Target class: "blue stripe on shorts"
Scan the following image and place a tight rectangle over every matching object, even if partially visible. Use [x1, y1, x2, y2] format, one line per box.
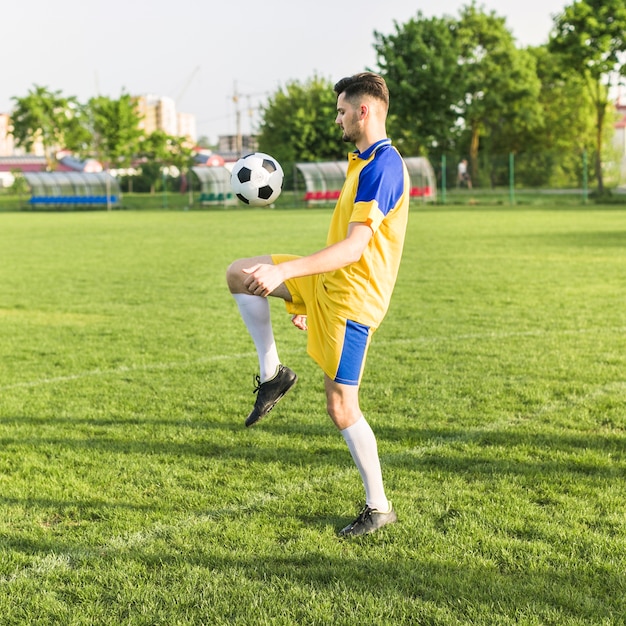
[335, 319, 370, 385]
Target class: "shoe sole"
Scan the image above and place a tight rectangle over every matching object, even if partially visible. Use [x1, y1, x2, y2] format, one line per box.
[245, 374, 297, 427]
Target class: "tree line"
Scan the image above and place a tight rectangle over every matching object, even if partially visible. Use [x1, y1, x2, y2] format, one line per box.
[7, 0, 626, 194]
[258, 0, 626, 194]
[10, 88, 194, 193]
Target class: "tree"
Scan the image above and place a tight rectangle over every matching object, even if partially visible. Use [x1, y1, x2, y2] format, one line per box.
[372, 4, 543, 185]
[455, 3, 543, 185]
[373, 12, 465, 158]
[136, 130, 194, 194]
[549, 0, 626, 194]
[87, 93, 143, 169]
[257, 75, 344, 175]
[522, 45, 596, 187]
[11, 85, 87, 170]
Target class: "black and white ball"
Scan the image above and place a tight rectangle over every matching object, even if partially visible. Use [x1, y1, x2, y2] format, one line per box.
[230, 152, 284, 206]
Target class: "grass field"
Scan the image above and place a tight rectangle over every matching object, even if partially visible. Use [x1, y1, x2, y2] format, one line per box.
[0, 203, 625, 625]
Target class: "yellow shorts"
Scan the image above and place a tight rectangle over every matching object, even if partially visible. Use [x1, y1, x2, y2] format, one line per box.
[272, 254, 373, 385]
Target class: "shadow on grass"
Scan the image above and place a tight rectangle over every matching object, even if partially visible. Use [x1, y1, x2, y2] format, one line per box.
[1, 413, 624, 622]
[4, 528, 620, 624]
[2, 407, 624, 477]
[377, 422, 626, 480]
[191, 549, 624, 623]
[0, 406, 341, 469]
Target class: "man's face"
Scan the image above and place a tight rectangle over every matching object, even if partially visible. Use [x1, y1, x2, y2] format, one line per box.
[335, 93, 361, 144]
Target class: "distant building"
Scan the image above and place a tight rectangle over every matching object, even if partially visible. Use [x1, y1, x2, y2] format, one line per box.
[0, 155, 83, 188]
[0, 113, 14, 157]
[135, 95, 159, 136]
[0, 112, 45, 158]
[134, 94, 196, 142]
[177, 112, 197, 143]
[157, 96, 177, 136]
[216, 134, 258, 161]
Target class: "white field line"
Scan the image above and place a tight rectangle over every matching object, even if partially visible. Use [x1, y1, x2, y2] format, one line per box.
[0, 352, 257, 391]
[0, 469, 354, 584]
[104, 497, 283, 552]
[379, 325, 626, 345]
[2, 329, 625, 581]
[1, 553, 73, 584]
[400, 378, 626, 460]
[2, 325, 625, 392]
[104, 464, 349, 552]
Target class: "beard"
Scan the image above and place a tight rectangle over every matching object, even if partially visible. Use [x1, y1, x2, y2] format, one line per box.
[340, 112, 359, 143]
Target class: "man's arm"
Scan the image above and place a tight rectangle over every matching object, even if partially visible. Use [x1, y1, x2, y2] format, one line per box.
[242, 222, 373, 297]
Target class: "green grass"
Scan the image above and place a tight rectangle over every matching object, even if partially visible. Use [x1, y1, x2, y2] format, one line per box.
[0, 204, 625, 625]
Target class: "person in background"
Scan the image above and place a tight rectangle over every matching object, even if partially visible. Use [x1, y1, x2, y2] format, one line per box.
[457, 158, 472, 189]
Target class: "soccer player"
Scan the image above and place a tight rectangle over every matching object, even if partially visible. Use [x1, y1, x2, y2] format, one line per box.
[226, 72, 410, 537]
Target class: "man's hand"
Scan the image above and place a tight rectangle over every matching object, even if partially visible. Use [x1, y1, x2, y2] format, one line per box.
[291, 314, 307, 331]
[242, 263, 285, 297]
[240, 222, 372, 299]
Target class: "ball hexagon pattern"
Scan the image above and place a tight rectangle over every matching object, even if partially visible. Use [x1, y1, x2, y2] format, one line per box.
[230, 152, 284, 207]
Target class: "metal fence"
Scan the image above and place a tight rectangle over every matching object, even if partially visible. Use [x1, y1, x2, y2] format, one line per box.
[437, 150, 626, 203]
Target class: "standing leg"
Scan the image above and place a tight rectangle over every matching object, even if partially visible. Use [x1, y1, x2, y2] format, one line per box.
[325, 376, 397, 536]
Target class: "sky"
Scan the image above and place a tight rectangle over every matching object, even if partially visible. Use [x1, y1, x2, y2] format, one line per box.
[1, 0, 570, 144]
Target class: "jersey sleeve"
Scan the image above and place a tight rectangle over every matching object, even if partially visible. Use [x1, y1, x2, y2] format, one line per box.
[350, 147, 407, 232]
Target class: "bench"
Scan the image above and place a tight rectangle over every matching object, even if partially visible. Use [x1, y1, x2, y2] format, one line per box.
[28, 195, 119, 206]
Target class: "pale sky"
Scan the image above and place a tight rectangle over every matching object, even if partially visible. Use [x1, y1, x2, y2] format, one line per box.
[1, 0, 569, 143]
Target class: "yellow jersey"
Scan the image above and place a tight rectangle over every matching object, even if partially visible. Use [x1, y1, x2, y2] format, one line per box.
[319, 139, 410, 328]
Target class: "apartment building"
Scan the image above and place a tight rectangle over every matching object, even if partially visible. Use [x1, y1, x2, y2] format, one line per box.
[135, 95, 196, 142]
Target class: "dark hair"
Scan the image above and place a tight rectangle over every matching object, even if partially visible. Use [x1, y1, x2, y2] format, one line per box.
[333, 72, 389, 110]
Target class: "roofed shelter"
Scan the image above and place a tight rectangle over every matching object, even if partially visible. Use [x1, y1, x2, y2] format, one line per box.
[191, 165, 237, 206]
[295, 157, 437, 205]
[23, 171, 121, 209]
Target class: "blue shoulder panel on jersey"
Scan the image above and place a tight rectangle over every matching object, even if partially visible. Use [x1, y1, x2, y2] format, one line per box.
[355, 142, 405, 217]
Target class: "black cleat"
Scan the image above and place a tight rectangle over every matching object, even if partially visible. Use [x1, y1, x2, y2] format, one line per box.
[245, 365, 297, 427]
[338, 503, 397, 537]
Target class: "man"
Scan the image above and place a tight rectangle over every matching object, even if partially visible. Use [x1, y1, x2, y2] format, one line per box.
[457, 158, 472, 189]
[226, 72, 409, 537]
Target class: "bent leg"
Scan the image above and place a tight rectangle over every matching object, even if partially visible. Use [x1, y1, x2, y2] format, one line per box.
[226, 256, 282, 383]
[226, 254, 301, 389]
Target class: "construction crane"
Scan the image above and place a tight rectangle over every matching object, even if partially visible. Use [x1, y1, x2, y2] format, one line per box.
[175, 66, 200, 105]
[232, 81, 268, 157]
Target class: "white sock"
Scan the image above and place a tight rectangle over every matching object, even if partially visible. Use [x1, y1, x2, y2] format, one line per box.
[341, 416, 389, 512]
[233, 293, 281, 382]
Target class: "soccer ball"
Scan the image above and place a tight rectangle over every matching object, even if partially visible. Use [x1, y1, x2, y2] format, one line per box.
[230, 152, 284, 206]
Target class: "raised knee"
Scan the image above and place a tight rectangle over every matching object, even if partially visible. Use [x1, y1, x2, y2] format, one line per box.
[226, 260, 244, 293]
